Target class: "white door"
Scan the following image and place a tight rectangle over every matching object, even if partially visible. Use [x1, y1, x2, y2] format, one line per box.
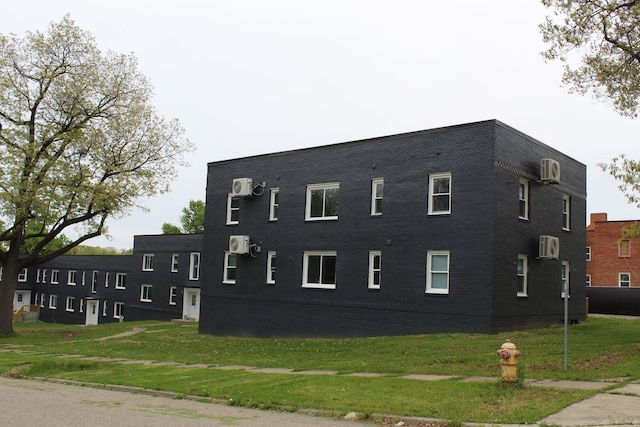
[182, 288, 200, 321]
[85, 300, 99, 325]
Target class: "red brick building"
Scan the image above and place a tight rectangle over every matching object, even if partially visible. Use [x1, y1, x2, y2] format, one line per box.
[587, 213, 640, 287]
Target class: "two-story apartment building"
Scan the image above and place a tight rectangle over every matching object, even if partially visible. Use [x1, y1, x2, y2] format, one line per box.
[200, 119, 587, 337]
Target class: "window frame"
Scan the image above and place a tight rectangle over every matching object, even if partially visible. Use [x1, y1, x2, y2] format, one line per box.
[115, 273, 127, 289]
[17, 269, 27, 282]
[619, 272, 631, 287]
[561, 261, 570, 298]
[140, 284, 153, 302]
[142, 254, 154, 271]
[171, 254, 179, 272]
[368, 250, 382, 289]
[371, 178, 384, 216]
[269, 188, 279, 221]
[226, 194, 240, 225]
[223, 252, 237, 284]
[517, 254, 528, 297]
[266, 251, 276, 285]
[428, 173, 451, 215]
[65, 296, 75, 312]
[562, 194, 571, 231]
[305, 183, 340, 221]
[169, 286, 178, 305]
[189, 252, 201, 280]
[51, 269, 59, 284]
[586, 246, 591, 261]
[302, 251, 337, 289]
[426, 250, 450, 294]
[113, 302, 124, 320]
[49, 294, 58, 309]
[518, 178, 529, 220]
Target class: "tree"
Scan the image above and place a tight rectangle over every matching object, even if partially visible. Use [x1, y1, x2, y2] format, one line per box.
[162, 199, 205, 234]
[0, 16, 194, 336]
[540, 0, 640, 117]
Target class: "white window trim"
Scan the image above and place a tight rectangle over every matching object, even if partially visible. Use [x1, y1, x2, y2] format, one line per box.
[619, 272, 631, 287]
[562, 194, 571, 231]
[115, 273, 126, 289]
[518, 178, 529, 220]
[371, 178, 384, 216]
[51, 270, 59, 284]
[517, 254, 528, 297]
[18, 269, 27, 282]
[140, 284, 153, 302]
[223, 252, 237, 284]
[269, 188, 279, 221]
[426, 250, 450, 294]
[586, 274, 591, 287]
[79, 298, 84, 313]
[102, 300, 108, 317]
[66, 296, 75, 312]
[266, 251, 276, 285]
[561, 261, 570, 298]
[142, 254, 154, 271]
[49, 294, 58, 309]
[171, 254, 179, 272]
[105, 272, 110, 288]
[586, 246, 591, 262]
[67, 270, 77, 286]
[91, 271, 98, 293]
[189, 252, 201, 280]
[113, 302, 124, 319]
[428, 173, 452, 215]
[368, 250, 382, 289]
[302, 251, 337, 289]
[226, 194, 240, 225]
[305, 183, 340, 221]
[169, 286, 178, 305]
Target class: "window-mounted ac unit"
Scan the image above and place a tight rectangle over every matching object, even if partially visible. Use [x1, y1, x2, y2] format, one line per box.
[539, 235, 560, 259]
[541, 159, 560, 183]
[231, 178, 253, 197]
[229, 235, 250, 254]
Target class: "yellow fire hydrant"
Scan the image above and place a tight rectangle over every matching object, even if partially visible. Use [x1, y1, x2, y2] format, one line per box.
[496, 338, 521, 383]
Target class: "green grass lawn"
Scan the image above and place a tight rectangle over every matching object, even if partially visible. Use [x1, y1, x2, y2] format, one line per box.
[1, 316, 639, 425]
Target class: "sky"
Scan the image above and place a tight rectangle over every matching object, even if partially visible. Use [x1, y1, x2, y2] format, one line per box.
[3, 1, 640, 249]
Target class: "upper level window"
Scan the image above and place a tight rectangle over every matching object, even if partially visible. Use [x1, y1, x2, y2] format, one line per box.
[91, 271, 98, 293]
[619, 272, 631, 287]
[223, 252, 237, 284]
[561, 261, 570, 298]
[67, 270, 77, 286]
[171, 254, 179, 272]
[306, 183, 339, 221]
[51, 270, 59, 284]
[586, 274, 591, 287]
[142, 254, 154, 271]
[428, 173, 451, 215]
[368, 251, 381, 289]
[17, 269, 27, 282]
[371, 179, 384, 216]
[226, 195, 240, 225]
[189, 252, 201, 280]
[426, 251, 450, 294]
[269, 188, 279, 221]
[266, 251, 276, 284]
[115, 273, 127, 289]
[562, 195, 571, 231]
[517, 254, 528, 297]
[302, 251, 337, 289]
[586, 246, 591, 261]
[518, 178, 529, 220]
[619, 239, 631, 257]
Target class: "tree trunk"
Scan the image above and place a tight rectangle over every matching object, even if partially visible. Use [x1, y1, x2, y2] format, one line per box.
[0, 256, 20, 337]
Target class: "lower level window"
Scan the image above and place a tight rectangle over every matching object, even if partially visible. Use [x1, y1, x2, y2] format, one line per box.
[302, 251, 337, 289]
[426, 251, 450, 294]
[140, 284, 153, 302]
[517, 255, 528, 297]
[113, 302, 124, 319]
[619, 272, 631, 287]
[169, 286, 177, 305]
[561, 261, 570, 298]
[223, 252, 237, 284]
[66, 296, 75, 312]
[49, 294, 58, 309]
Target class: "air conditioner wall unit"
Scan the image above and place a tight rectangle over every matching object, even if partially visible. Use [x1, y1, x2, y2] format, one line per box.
[541, 159, 560, 183]
[231, 178, 253, 197]
[229, 235, 250, 254]
[539, 235, 560, 259]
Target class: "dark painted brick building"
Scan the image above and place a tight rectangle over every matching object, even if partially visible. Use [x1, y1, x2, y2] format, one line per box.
[200, 119, 587, 337]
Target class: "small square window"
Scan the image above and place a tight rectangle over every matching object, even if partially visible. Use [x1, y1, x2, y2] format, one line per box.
[115, 273, 127, 289]
[302, 251, 337, 289]
[169, 286, 178, 305]
[619, 273, 631, 287]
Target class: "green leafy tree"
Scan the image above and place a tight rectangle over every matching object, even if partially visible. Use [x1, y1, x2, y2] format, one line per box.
[0, 16, 194, 336]
[162, 199, 205, 235]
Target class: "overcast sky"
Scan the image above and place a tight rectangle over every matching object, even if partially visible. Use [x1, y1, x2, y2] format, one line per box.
[3, 1, 640, 249]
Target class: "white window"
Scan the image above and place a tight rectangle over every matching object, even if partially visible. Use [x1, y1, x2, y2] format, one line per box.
[81, 271, 86, 286]
[40, 293, 46, 308]
[102, 300, 108, 317]
[371, 178, 384, 216]
[169, 286, 178, 305]
[140, 284, 153, 302]
[302, 251, 337, 289]
[269, 188, 279, 221]
[368, 251, 382, 289]
[562, 195, 571, 231]
[223, 252, 237, 284]
[113, 302, 124, 319]
[586, 246, 591, 261]
[189, 252, 200, 280]
[91, 271, 98, 293]
[49, 294, 58, 309]
[171, 254, 179, 272]
[42, 269, 47, 283]
[426, 251, 450, 294]
[66, 296, 75, 312]
[428, 173, 451, 215]
[266, 251, 276, 284]
[586, 274, 591, 287]
[142, 254, 154, 271]
[36, 269, 42, 283]
[18, 269, 28, 282]
[517, 255, 528, 297]
[104, 272, 110, 288]
[619, 272, 631, 287]
[305, 183, 339, 221]
[561, 261, 570, 298]
[51, 270, 59, 284]
[226, 194, 240, 225]
[619, 240, 631, 257]
[67, 270, 77, 286]
[79, 299, 85, 313]
[518, 178, 529, 220]
[115, 273, 126, 289]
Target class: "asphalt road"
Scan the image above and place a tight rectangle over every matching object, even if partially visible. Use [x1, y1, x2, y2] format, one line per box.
[0, 377, 373, 427]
